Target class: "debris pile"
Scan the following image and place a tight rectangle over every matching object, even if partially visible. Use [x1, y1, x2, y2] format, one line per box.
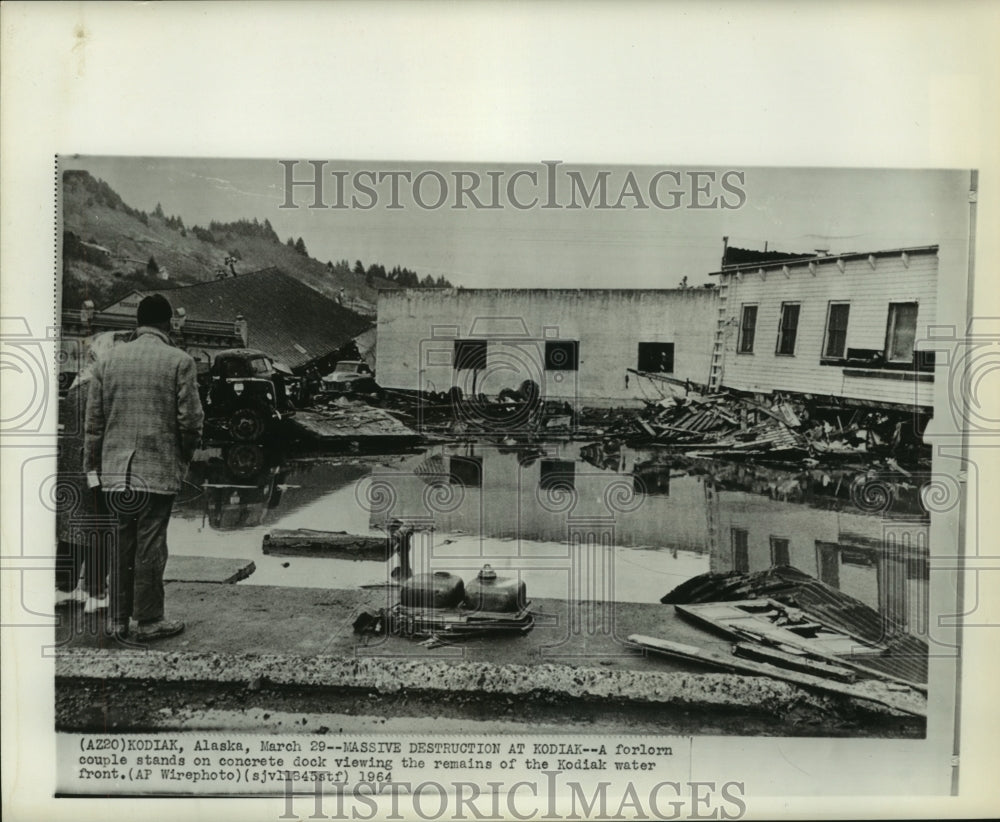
[661, 565, 928, 685]
[628, 564, 929, 718]
[614, 374, 807, 458]
[379, 384, 575, 437]
[288, 399, 422, 449]
[612, 369, 928, 466]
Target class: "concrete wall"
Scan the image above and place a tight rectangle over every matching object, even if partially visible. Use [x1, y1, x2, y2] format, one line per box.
[376, 288, 718, 404]
[717, 248, 938, 407]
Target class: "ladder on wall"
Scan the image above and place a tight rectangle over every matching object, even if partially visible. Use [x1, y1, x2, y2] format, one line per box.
[707, 278, 729, 392]
[703, 479, 721, 566]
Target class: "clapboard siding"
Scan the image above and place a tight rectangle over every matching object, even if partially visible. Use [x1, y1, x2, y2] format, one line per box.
[719, 249, 937, 406]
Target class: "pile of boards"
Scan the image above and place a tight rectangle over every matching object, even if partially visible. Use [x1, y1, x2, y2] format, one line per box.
[619, 376, 808, 458]
[619, 370, 925, 465]
[630, 565, 928, 717]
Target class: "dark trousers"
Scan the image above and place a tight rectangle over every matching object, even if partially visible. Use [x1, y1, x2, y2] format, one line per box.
[56, 488, 113, 597]
[104, 491, 175, 624]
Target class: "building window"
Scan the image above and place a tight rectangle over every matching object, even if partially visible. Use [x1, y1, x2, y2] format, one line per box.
[823, 302, 850, 360]
[545, 340, 579, 371]
[732, 528, 749, 573]
[737, 304, 757, 353]
[633, 466, 669, 497]
[449, 455, 482, 488]
[770, 536, 790, 567]
[775, 302, 800, 356]
[816, 542, 841, 588]
[637, 342, 674, 373]
[885, 302, 918, 363]
[539, 459, 575, 491]
[453, 339, 487, 371]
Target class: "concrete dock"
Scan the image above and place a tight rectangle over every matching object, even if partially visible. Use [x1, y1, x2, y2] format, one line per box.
[54, 562, 924, 737]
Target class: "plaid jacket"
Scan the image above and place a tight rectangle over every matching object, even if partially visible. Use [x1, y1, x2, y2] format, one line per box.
[84, 327, 205, 493]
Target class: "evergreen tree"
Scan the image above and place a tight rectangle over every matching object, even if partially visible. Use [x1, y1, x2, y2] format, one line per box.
[294, 237, 308, 256]
[146, 256, 159, 276]
[263, 218, 278, 242]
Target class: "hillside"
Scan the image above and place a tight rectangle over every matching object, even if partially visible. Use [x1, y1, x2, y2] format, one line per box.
[59, 170, 393, 310]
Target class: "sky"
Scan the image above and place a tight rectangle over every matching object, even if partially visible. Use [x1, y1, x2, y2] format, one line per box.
[60, 156, 971, 289]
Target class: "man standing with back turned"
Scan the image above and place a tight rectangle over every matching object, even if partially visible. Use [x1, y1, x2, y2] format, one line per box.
[85, 294, 204, 641]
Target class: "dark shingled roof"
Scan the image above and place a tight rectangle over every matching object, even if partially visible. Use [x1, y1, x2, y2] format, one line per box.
[111, 268, 371, 371]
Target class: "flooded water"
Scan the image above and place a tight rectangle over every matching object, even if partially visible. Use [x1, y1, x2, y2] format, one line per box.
[170, 440, 930, 628]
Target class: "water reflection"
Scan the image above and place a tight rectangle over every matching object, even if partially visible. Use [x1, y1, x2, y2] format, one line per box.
[171, 440, 930, 626]
[364, 443, 712, 551]
[177, 444, 287, 530]
[175, 446, 373, 531]
[362, 442, 929, 627]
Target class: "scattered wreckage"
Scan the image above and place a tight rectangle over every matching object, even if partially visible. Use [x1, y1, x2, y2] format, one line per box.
[378, 380, 577, 437]
[320, 360, 378, 396]
[611, 369, 929, 467]
[198, 348, 300, 443]
[365, 368, 928, 472]
[630, 565, 928, 718]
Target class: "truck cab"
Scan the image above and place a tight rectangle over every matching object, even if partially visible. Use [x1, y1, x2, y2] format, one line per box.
[200, 348, 297, 441]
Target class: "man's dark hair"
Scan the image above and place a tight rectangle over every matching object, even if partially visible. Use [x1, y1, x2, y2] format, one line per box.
[136, 294, 173, 327]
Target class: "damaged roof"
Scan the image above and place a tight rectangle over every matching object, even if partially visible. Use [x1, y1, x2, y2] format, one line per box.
[108, 267, 372, 371]
[722, 246, 817, 269]
[710, 244, 939, 276]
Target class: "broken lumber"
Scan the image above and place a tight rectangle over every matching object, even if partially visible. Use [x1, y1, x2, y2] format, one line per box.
[263, 528, 388, 561]
[732, 641, 857, 683]
[627, 634, 926, 717]
[164, 555, 256, 584]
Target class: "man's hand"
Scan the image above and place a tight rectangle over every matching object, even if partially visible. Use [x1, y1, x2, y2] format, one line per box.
[86, 471, 101, 489]
[180, 433, 201, 464]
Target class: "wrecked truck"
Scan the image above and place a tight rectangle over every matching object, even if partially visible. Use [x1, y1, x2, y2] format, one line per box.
[199, 348, 299, 442]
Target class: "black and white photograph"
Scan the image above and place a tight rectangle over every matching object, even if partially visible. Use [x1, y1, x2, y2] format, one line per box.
[51, 156, 968, 774]
[2, 3, 998, 821]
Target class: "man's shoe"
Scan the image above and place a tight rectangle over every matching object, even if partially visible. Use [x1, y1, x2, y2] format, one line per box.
[84, 594, 109, 614]
[106, 619, 130, 640]
[135, 619, 184, 641]
[55, 587, 87, 607]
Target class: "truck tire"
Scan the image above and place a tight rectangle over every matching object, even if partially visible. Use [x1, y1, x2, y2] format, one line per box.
[229, 406, 267, 442]
[225, 443, 265, 478]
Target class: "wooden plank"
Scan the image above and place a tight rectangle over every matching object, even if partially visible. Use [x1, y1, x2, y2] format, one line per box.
[263, 528, 388, 560]
[628, 634, 926, 717]
[675, 601, 880, 657]
[732, 641, 857, 683]
[663, 568, 929, 688]
[164, 555, 256, 584]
